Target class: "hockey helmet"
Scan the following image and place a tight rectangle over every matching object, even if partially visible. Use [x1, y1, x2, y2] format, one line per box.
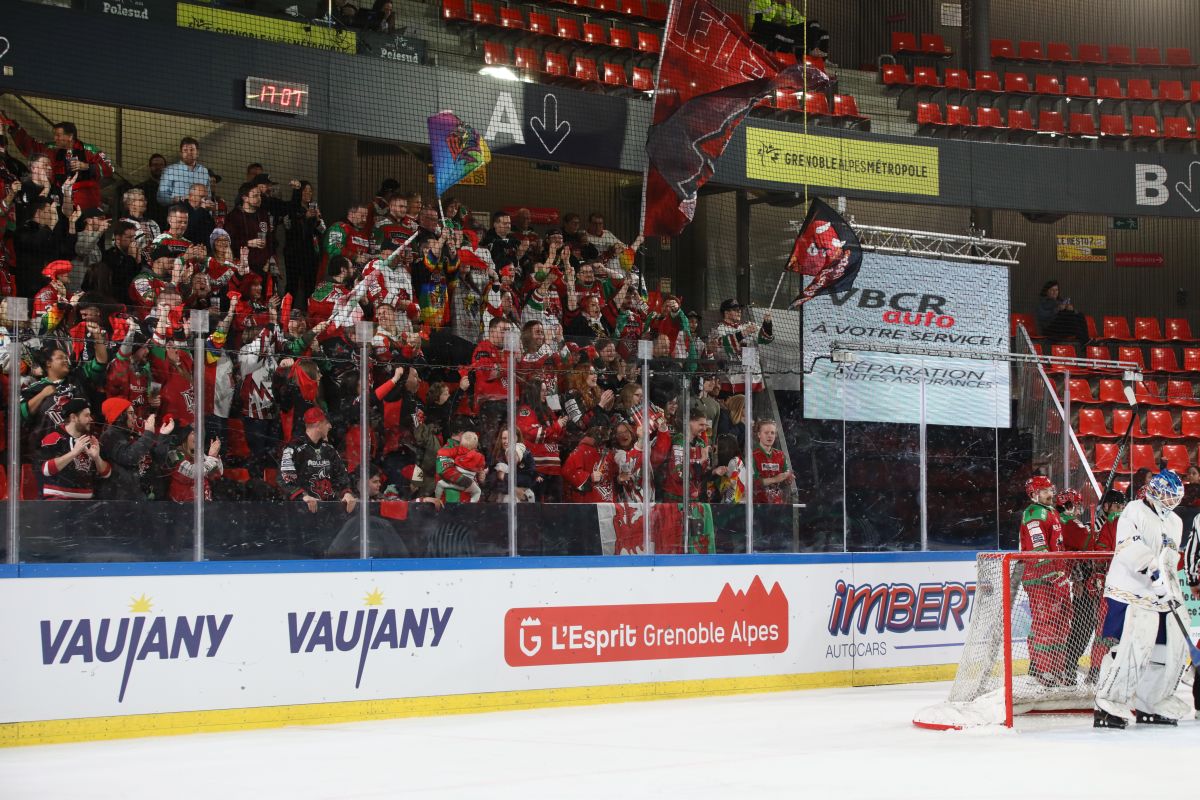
[1055, 489, 1083, 509]
[1144, 468, 1183, 515]
[1025, 475, 1053, 499]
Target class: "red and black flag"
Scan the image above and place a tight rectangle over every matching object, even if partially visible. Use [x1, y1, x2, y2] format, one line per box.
[786, 198, 862, 309]
[640, 0, 833, 237]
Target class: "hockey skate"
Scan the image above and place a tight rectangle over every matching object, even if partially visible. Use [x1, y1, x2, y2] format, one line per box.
[1093, 709, 1127, 729]
[1134, 710, 1177, 726]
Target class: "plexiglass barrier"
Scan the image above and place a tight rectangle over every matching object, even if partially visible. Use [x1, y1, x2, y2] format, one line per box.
[2, 316, 1068, 562]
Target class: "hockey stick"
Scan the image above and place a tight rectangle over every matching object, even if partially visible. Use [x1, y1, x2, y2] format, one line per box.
[1166, 600, 1200, 668]
[1099, 384, 1138, 502]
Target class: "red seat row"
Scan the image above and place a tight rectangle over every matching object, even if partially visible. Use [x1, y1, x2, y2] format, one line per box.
[486, 42, 655, 89]
[1046, 343, 1200, 375]
[991, 40, 1195, 69]
[1092, 442, 1197, 473]
[760, 91, 869, 124]
[914, 103, 1192, 143]
[884, 66, 1200, 104]
[889, 32, 953, 58]
[450, 0, 662, 52]
[1078, 407, 1200, 440]
[1068, 378, 1199, 407]
[445, 0, 666, 23]
[1013, 313, 1197, 343]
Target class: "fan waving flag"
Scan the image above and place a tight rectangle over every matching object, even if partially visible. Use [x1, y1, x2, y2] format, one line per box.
[428, 111, 491, 197]
[786, 198, 862, 309]
[640, 0, 833, 237]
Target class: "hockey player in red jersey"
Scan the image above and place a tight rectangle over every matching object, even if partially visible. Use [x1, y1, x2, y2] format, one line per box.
[1059, 488, 1121, 682]
[1019, 475, 1074, 687]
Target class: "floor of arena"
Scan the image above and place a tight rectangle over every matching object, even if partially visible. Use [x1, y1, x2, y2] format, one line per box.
[2, 681, 1197, 799]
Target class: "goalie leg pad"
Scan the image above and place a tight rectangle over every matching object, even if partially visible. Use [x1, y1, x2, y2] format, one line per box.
[1133, 610, 1191, 721]
[1095, 601, 1158, 718]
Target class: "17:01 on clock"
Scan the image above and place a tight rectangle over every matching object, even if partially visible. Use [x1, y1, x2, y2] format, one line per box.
[244, 77, 310, 116]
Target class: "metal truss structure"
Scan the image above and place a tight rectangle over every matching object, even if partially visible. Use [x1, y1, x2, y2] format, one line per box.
[785, 221, 1026, 266]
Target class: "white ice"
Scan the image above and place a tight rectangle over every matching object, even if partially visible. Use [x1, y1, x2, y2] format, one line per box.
[2, 681, 1198, 799]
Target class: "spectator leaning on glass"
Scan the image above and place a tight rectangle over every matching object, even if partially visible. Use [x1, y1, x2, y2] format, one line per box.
[1036, 280, 1089, 343]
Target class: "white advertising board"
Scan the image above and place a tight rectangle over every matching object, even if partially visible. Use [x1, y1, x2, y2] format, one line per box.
[802, 254, 1011, 428]
[1, 557, 977, 727]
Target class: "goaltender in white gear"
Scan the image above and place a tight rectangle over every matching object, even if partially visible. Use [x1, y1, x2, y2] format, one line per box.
[1094, 468, 1190, 727]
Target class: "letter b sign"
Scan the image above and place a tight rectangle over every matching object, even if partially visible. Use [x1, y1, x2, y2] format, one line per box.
[1135, 164, 1168, 207]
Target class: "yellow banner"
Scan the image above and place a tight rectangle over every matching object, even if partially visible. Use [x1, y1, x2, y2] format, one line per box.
[427, 164, 487, 187]
[1056, 234, 1107, 262]
[745, 129, 940, 196]
[176, 3, 357, 54]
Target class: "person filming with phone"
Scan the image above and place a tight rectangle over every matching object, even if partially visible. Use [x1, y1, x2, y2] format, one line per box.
[1036, 280, 1089, 344]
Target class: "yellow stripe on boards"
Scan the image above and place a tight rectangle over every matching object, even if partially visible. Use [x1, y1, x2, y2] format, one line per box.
[0, 664, 957, 748]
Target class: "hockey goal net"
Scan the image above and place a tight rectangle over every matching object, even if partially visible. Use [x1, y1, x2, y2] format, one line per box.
[914, 551, 1113, 729]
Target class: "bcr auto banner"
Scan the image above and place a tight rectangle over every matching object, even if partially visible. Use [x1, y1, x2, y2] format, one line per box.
[803, 253, 1010, 428]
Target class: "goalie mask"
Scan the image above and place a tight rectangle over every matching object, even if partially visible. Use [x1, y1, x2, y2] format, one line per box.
[1144, 468, 1183, 517]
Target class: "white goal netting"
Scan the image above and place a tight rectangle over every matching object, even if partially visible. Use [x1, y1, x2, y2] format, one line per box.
[914, 552, 1113, 729]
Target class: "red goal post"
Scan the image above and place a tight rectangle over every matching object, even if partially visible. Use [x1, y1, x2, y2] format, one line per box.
[914, 551, 1113, 730]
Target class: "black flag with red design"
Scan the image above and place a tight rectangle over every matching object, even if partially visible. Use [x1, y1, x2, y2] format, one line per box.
[786, 198, 862, 309]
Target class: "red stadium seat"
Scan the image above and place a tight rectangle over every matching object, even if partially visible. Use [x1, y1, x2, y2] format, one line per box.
[1150, 348, 1184, 373]
[636, 30, 660, 53]
[770, 90, 799, 112]
[1047, 42, 1077, 63]
[804, 92, 833, 118]
[1076, 407, 1113, 438]
[1164, 117, 1194, 140]
[1087, 345, 1118, 372]
[943, 69, 971, 91]
[1167, 319, 1197, 342]
[1086, 316, 1100, 341]
[1065, 75, 1094, 97]
[619, 0, 644, 17]
[1166, 380, 1200, 407]
[263, 468, 279, 486]
[1007, 109, 1036, 133]
[1185, 349, 1200, 373]
[944, 104, 973, 128]
[1130, 444, 1158, 472]
[882, 64, 911, 87]
[442, 0, 468, 21]
[582, 22, 605, 44]
[543, 50, 568, 77]
[609, 27, 633, 49]
[974, 71, 1002, 93]
[499, 7, 524, 29]
[225, 467, 251, 483]
[1112, 408, 1141, 437]
[975, 106, 1004, 129]
[602, 62, 627, 87]
[1077, 43, 1105, 65]
[1131, 116, 1163, 139]
[1069, 113, 1098, 137]
[990, 39, 1015, 60]
[482, 40, 511, 65]
[593, 0, 616, 12]
[1011, 313, 1039, 338]
[555, 17, 582, 40]
[1159, 80, 1187, 103]
[916, 102, 945, 127]
[1097, 379, 1128, 404]
[1118, 346, 1146, 370]
[1038, 110, 1066, 136]
[1162, 444, 1191, 472]
[1096, 77, 1124, 100]
[472, 1, 498, 25]
[1093, 442, 1125, 471]
[646, 0, 666, 20]
[1018, 41, 1048, 62]
[833, 94, 868, 123]
[1134, 318, 1166, 341]
[1136, 380, 1169, 406]
[1145, 409, 1182, 439]
[1136, 47, 1163, 68]
[1167, 48, 1196, 68]
[1103, 317, 1136, 341]
[1004, 72, 1032, 94]
[892, 32, 920, 54]
[1069, 378, 1099, 403]
[572, 55, 598, 82]
[1126, 79, 1155, 101]
[514, 47, 538, 71]
[1106, 45, 1134, 65]
[1047, 343, 1079, 373]
[1034, 74, 1062, 95]
[1182, 410, 1200, 438]
[913, 66, 941, 87]
[527, 11, 552, 34]
[921, 33, 951, 57]
[1100, 115, 1130, 139]
[631, 66, 654, 91]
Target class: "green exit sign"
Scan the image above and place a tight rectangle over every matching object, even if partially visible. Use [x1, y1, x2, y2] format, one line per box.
[1112, 216, 1139, 230]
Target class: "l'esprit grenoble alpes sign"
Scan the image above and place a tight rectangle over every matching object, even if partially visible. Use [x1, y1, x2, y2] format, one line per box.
[802, 253, 1011, 428]
[0, 562, 979, 726]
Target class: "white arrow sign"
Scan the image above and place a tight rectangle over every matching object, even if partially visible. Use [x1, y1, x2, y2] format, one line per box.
[530, 94, 571, 155]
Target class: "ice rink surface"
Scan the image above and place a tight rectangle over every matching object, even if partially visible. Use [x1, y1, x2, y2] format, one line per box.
[4, 681, 1199, 799]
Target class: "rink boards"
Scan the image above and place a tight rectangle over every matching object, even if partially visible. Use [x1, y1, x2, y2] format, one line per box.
[0, 553, 978, 746]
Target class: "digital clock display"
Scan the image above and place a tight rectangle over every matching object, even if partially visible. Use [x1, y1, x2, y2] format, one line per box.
[245, 77, 310, 115]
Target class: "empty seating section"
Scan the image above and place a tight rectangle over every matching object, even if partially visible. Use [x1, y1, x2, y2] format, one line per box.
[900, 40, 1200, 149]
[452, 0, 865, 109]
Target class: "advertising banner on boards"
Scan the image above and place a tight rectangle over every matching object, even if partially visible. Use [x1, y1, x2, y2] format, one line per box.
[802, 253, 1011, 428]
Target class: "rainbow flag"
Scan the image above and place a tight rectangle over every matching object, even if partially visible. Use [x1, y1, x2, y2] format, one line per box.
[428, 111, 491, 197]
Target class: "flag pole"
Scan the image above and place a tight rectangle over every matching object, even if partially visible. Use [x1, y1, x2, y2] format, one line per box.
[767, 270, 787, 309]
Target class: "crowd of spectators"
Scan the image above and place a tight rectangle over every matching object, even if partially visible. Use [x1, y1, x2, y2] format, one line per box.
[0, 116, 791, 516]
